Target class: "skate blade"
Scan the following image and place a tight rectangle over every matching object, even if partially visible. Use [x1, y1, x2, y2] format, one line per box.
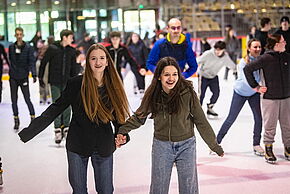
[254, 151, 264, 157]
[265, 159, 277, 164]
[207, 115, 219, 120]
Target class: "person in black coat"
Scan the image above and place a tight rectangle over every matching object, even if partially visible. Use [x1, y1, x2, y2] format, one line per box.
[0, 42, 9, 103]
[38, 29, 80, 144]
[8, 27, 37, 130]
[18, 43, 130, 194]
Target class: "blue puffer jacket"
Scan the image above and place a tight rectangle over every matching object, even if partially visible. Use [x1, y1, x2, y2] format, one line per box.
[146, 33, 197, 78]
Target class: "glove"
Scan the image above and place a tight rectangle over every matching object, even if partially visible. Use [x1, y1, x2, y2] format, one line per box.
[33, 76, 37, 83]
[39, 78, 45, 88]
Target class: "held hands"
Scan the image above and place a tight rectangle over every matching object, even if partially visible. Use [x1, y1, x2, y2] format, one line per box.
[115, 134, 127, 148]
[254, 86, 267, 94]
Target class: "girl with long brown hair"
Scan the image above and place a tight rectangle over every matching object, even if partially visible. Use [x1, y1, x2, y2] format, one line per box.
[18, 43, 130, 193]
[116, 57, 223, 194]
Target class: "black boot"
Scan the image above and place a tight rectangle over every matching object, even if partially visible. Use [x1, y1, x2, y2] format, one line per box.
[207, 104, 218, 117]
[265, 144, 277, 164]
[14, 116, 20, 130]
[285, 147, 290, 161]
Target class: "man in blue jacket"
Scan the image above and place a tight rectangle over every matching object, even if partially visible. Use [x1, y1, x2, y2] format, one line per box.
[146, 18, 198, 79]
[8, 27, 37, 130]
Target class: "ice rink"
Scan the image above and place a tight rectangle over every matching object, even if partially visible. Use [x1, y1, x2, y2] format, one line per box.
[0, 70, 289, 194]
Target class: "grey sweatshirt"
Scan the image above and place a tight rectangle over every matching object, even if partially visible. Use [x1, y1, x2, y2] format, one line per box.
[197, 48, 236, 79]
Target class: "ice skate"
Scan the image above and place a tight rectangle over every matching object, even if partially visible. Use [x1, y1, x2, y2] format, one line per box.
[13, 116, 20, 131]
[54, 128, 63, 144]
[285, 147, 290, 161]
[0, 157, 3, 185]
[265, 144, 277, 164]
[207, 104, 218, 119]
[253, 145, 265, 156]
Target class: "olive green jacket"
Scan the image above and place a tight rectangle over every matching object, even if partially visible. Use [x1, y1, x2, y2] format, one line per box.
[119, 88, 223, 156]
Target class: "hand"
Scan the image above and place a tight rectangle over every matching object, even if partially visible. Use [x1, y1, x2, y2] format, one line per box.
[39, 78, 45, 88]
[115, 134, 127, 148]
[121, 68, 126, 73]
[139, 68, 147, 76]
[254, 86, 267, 94]
[33, 76, 37, 83]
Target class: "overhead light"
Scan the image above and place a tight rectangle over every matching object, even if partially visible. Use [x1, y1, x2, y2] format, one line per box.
[26, 1, 32, 4]
[11, 2, 16, 6]
[54, 1, 60, 5]
[230, 3, 235, 9]
[237, 9, 244, 14]
[261, 8, 267, 13]
[77, 16, 85, 20]
[253, 9, 257, 13]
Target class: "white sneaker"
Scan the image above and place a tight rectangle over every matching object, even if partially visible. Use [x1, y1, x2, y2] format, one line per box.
[253, 145, 265, 156]
[54, 128, 63, 144]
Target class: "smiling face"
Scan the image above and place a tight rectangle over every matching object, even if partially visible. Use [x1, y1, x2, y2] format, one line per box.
[248, 41, 261, 58]
[89, 49, 108, 78]
[159, 65, 179, 94]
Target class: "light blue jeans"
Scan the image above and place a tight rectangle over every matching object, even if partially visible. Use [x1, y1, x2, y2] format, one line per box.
[150, 136, 198, 194]
[67, 150, 113, 194]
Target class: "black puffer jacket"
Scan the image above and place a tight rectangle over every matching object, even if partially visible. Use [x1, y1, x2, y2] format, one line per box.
[244, 50, 290, 99]
[39, 41, 79, 86]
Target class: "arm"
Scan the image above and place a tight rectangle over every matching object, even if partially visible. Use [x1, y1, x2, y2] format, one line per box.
[123, 47, 138, 69]
[190, 91, 223, 156]
[0, 45, 9, 66]
[28, 45, 36, 78]
[18, 79, 75, 142]
[39, 46, 51, 80]
[223, 54, 236, 69]
[243, 57, 264, 89]
[71, 49, 80, 77]
[183, 45, 198, 78]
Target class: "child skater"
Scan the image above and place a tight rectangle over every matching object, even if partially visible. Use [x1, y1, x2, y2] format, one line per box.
[18, 43, 130, 194]
[116, 57, 224, 194]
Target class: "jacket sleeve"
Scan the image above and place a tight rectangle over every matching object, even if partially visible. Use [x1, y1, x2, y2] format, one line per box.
[224, 54, 236, 69]
[71, 49, 80, 76]
[243, 57, 264, 88]
[18, 79, 75, 142]
[39, 46, 52, 79]
[190, 91, 223, 156]
[118, 113, 148, 134]
[146, 40, 161, 73]
[124, 47, 138, 68]
[112, 120, 130, 144]
[28, 45, 36, 77]
[0, 45, 9, 66]
[183, 45, 198, 78]
[141, 44, 149, 69]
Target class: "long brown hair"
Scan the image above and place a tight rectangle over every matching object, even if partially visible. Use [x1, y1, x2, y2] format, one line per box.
[81, 43, 130, 124]
[136, 57, 194, 118]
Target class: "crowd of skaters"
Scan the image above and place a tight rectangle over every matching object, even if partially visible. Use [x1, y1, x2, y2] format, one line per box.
[0, 14, 289, 193]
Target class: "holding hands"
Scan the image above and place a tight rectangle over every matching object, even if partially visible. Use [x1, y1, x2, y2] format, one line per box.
[115, 134, 127, 148]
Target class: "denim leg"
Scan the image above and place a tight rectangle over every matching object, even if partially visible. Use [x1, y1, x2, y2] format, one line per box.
[67, 150, 89, 194]
[208, 76, 220, 104]
[150, 138, 175, 194]
[217, 91, 246, 144]
[175, 136, 198, 194]
[19, 78, 35, 115]
[9, 78, 19, 116]
[91, 152, 113, 194]
[51, 85, 62, 128]
[247, 93, 262, 146]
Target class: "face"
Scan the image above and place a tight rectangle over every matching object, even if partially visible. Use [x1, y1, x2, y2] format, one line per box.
[167, 19, 182, 39]
[159, 65, 179, 94]
[274, 36, 286, 52]
[281, 21, 289, 30]
[229, 29, 235, 37]
[63, 34, 74, 45]
[214, 48, 225, 57]
[111, 36, 121, 46]
[248, 41, 261, 58]
[131, 33, 139, 44]
[15, 30, 24, 42]
[89, 49, 108, 76]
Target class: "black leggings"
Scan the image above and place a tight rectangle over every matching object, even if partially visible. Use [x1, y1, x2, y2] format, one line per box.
[9, 78, 35, 116]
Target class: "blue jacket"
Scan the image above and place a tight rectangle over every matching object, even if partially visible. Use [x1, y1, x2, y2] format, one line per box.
[146, 33, 197, 78]
[8, 42, 36, 80]
[234, 56, 260, 96]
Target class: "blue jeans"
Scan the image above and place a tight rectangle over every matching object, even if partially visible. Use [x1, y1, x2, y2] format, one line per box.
[150, 137, 198, 194]
[67, 150, 113, 194]
[217, 91, 262, 146]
